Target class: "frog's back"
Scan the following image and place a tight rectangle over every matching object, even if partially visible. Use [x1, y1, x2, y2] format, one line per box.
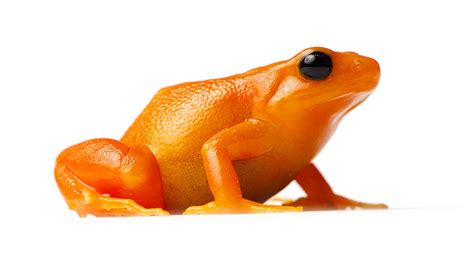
[121, 78, 254, 156]
[121, 78, 256, 210]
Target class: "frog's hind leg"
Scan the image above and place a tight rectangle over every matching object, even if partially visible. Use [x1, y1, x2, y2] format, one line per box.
[285, 164, 387, 211]
[54, 138, 168, 217]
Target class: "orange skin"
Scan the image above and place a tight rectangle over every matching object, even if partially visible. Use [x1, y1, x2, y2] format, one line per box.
[55, 47, 386, 216]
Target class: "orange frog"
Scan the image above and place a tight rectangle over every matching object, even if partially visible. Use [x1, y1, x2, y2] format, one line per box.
[55, 47, 387, 216]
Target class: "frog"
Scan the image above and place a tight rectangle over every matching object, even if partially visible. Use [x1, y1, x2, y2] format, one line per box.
[54, 47, 387, 216]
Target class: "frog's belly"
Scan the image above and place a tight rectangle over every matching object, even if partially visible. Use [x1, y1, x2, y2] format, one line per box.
[158, 150, 297, 212]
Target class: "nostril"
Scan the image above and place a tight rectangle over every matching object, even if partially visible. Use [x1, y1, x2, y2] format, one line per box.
[354, 59, 362, 69]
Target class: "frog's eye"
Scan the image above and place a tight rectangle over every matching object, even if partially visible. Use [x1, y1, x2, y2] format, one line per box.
[299, 51, 333, 80]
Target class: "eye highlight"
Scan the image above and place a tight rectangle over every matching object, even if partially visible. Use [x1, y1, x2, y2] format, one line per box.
[299, 51, 333, 80]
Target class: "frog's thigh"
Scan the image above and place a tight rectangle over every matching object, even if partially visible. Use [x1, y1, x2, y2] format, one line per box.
[183, 119, 302, 214]
[285, 164, 388, 210]
[54, 138, 168, 217]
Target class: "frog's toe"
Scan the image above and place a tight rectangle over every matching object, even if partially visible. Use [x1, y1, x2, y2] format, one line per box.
[245, 202, 303, 213]
[73, 194, 170, 217]
[286, 195, 388, 211]
[183, 199, 302, 215]
[183, 201, 221, 215]
[138, 207, 170, 216]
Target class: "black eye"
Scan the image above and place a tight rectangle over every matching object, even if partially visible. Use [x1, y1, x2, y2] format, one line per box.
[299, 51, 333, 80]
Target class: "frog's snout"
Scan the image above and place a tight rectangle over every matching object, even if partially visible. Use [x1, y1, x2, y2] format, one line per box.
[346, 52, 380, 76]
[341, 52, 380, 92]
[361, 56, 380, 86]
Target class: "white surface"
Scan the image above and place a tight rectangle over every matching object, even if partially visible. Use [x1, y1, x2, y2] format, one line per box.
[0, 0, 473, 265]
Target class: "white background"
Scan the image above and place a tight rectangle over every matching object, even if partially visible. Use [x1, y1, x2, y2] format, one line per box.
[1, 0, 473, 265]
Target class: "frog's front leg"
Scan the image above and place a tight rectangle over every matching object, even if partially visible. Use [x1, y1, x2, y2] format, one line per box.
[183, 119, 302, 215]
[54, 139, 169, 217]
[285, 164, 387, 210]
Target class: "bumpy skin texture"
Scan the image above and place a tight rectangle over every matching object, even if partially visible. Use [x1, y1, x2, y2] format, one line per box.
[55, 47, 386, 216]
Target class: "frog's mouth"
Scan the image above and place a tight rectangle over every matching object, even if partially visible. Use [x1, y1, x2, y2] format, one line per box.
[291, 81, 376, 111]
[304, 91, 372, 119]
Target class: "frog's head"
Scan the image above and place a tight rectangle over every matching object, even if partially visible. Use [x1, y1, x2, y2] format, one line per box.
[253, 47, 380, 159]
[265, 47, 380, 124]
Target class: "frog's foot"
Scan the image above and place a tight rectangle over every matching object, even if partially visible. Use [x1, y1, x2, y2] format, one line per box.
[55, 138, 169, 217]
[183, 199, 302, 215]
[285, 194, 387, 211]
[285, 164, 388, 211]
[68, 185, 169, 217]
